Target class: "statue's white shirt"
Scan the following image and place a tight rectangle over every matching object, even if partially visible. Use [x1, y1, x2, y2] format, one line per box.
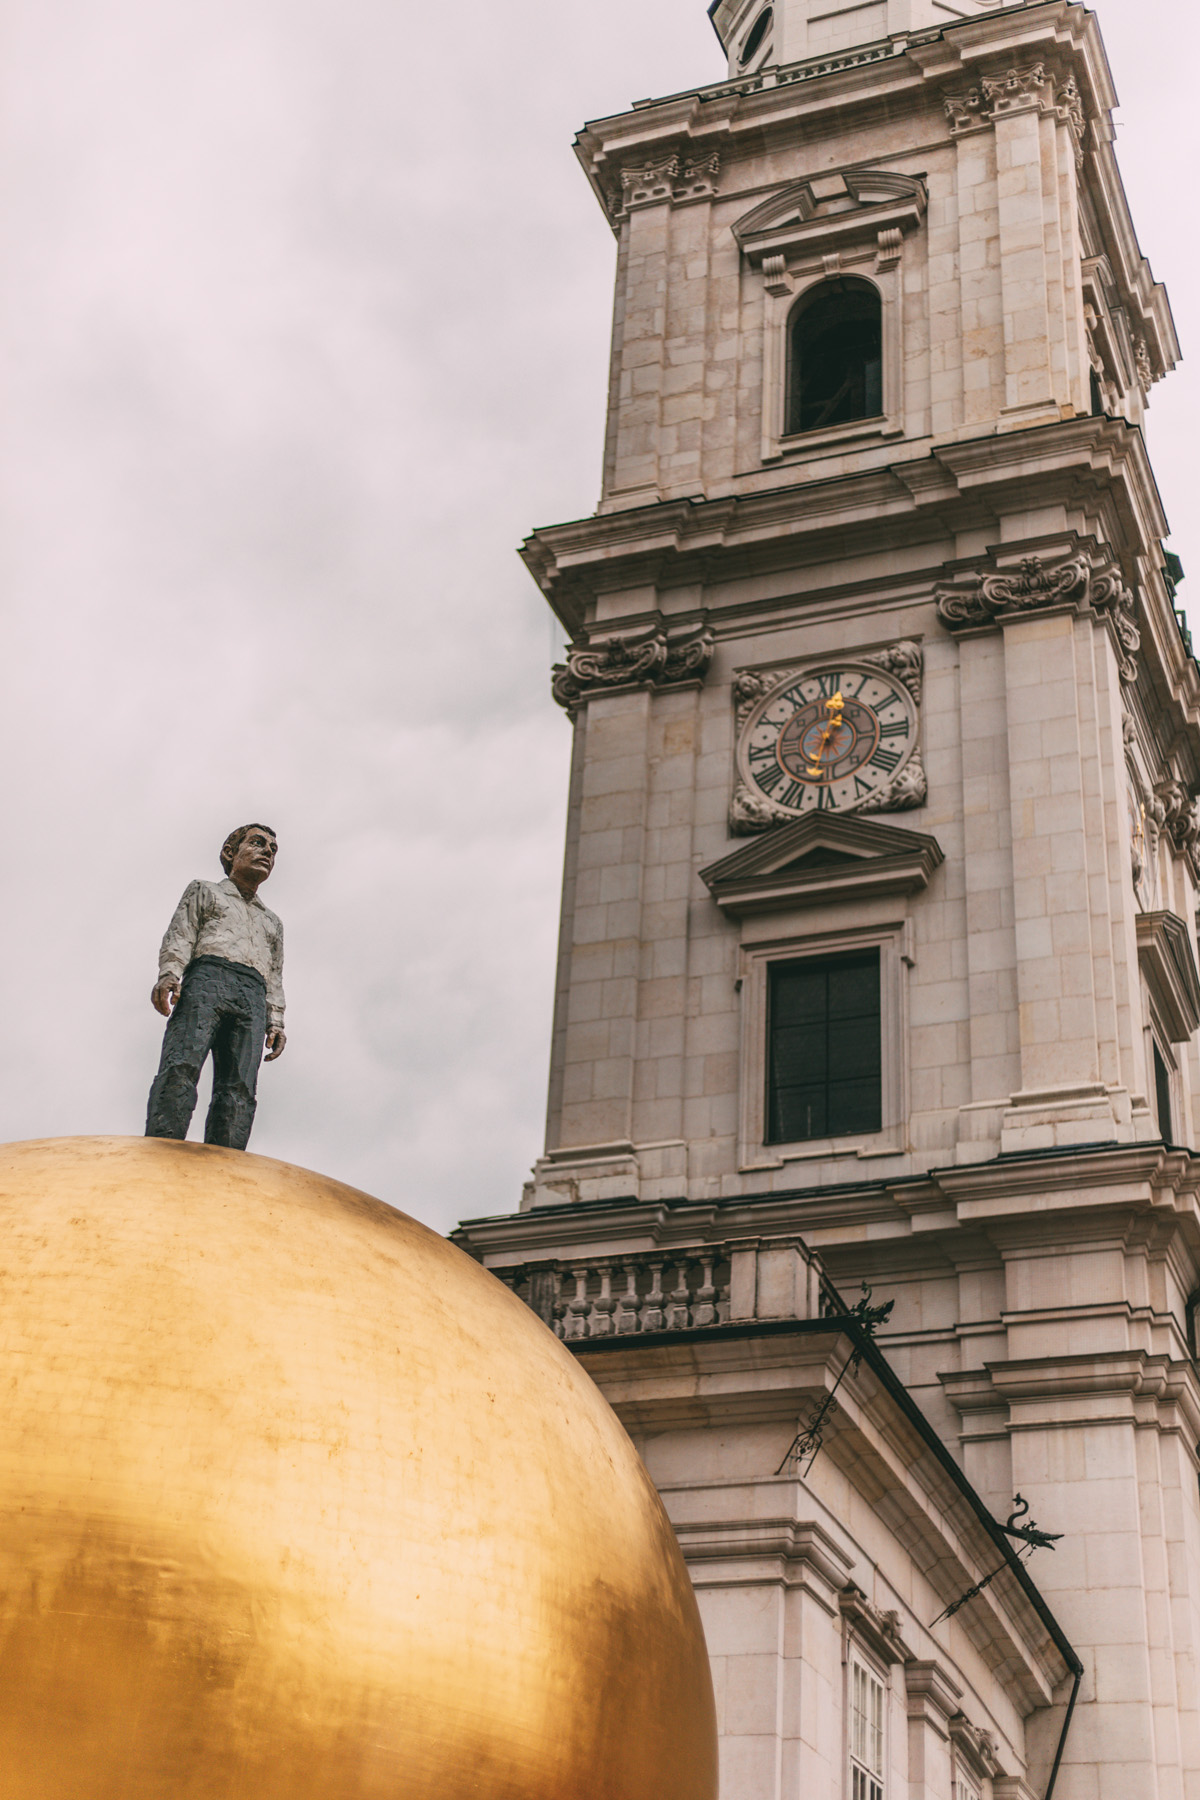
[157, 878, 286, 1028]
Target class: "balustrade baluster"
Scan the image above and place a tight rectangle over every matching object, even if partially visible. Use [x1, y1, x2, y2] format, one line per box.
[564, 1267, 592, 1340]
[614, 1264, 640, 1333]
[591, 1262, 616, 1337]
[692, 1255, 717, 1327]
[640, 1261, 666, 1332]
[552, 1271, 568, 1339]
[666, 1260, 692, 1330]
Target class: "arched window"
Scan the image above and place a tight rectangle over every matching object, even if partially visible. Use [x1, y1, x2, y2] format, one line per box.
[785, 278, 883, 436]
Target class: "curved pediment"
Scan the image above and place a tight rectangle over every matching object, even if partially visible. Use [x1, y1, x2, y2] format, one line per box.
[732, 169, 927, 262]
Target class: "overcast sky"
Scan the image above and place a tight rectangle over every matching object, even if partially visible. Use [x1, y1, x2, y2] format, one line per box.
[0, 0, 1193, 1236]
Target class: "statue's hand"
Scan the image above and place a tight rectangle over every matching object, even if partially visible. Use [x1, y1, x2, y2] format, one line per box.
[152, 977, 181, 1017]
[265, 1027, 287, 1063]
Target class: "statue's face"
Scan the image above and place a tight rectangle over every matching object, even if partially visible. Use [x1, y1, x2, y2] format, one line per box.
[230, 827, 277, 887]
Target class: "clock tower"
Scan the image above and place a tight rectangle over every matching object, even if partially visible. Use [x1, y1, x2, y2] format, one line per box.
[458, 4, 1200, 1795]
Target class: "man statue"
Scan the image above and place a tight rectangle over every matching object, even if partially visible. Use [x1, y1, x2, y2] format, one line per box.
[145, 823, 286, 1150]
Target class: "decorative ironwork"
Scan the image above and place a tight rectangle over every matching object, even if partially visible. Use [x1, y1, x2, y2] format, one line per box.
[931, 1493, 1062, 1626]
[775, 1286, 895, 1476]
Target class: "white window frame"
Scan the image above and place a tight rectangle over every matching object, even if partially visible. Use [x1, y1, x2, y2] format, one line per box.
[737, 921, 909, 1171]
[952, 1765, 983, 1800]
[847, 1653, 887, 1800]
[763, 259, 906, 463]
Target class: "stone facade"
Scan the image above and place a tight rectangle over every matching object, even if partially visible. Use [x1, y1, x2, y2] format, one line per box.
[456, 4, 1200, 1796]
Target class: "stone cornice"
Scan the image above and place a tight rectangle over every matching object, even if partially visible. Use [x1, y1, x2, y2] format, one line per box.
[521, 418, 1167, 633]
[947, 1349, 1200, 1450]
[454, 1142, 1200, 1282]
[670, 1512, 855, 1592]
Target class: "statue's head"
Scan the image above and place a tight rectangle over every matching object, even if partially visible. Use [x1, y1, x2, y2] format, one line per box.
[221, 823, 278, 885]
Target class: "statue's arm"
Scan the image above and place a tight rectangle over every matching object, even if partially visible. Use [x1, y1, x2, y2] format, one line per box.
[151, 882, 204, 1016]
[264, 920, 286, 1061]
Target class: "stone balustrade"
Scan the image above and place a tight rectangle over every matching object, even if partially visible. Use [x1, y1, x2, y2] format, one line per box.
[495, 1239, 838, 1341]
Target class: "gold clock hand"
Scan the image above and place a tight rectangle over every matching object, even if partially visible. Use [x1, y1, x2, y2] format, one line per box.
[806, 694, 846, 776]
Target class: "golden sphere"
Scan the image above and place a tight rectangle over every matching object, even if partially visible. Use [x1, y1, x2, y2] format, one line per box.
[0, 1138, 717, 1800]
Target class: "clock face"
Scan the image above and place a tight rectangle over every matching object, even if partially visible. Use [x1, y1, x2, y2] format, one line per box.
[738, 662, 917, 815]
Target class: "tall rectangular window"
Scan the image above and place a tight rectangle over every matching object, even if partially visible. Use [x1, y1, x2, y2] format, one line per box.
[1153, 1042, 1174, 1144]
[850, 1661, 885, 1800]
[767, 951, 881, 1143]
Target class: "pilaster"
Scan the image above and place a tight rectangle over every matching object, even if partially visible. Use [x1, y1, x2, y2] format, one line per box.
[904, 1660, 962, 1800]
[957, 628, 1020, 1132]
[553, 686, 654, 1168]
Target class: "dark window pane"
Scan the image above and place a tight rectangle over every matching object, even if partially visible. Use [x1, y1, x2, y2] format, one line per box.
[828, 1017, 880, 1080]
[772, 964, 826, 1020]
[828, 1079, 882, 1136]
[1154, 1042, 1173, 1143]
[829, 958, 880, 1018]
[771, 1028, 828, 1087]
[786, 278, 883, 436]
[771, 1084, 826, 1143]
[767, 950, 881, 1144]
[1090, 366, 1105, 417]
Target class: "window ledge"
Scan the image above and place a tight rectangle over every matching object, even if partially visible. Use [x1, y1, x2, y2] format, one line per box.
[767, 414, 897, 461]
[739, 1133, 904, 1171]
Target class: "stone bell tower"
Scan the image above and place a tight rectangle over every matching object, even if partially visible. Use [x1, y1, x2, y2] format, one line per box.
[459, 4, 1200, 1795]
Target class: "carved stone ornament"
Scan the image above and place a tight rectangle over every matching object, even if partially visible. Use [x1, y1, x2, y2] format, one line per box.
[609, 151, 721, 217]
[949, 1714, 1001, 1781]
[935, 554, 1141, 684]
[945, 62, 1087, 162]
[838, 1584, 912, 1666]
[551, 624, 715, 711]
[1155, 776, 1200, 858]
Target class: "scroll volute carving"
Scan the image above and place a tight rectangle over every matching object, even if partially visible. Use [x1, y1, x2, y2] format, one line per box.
[552, 623, 715, 711]
[935, 552, 1141, 684]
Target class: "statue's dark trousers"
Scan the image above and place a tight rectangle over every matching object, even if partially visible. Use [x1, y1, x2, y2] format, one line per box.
[145, 956, 267, 1150]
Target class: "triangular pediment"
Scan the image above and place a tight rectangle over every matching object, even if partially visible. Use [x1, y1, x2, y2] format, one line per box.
[700, 812, 944, 915]
[732, 169, 927, 261]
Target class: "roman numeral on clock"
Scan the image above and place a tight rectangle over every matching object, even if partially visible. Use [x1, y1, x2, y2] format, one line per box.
[870, 746, 902, 773]
[755, 761, 785, 792]
[748, 740, 778, 764]
[878, 718, 908, 738]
